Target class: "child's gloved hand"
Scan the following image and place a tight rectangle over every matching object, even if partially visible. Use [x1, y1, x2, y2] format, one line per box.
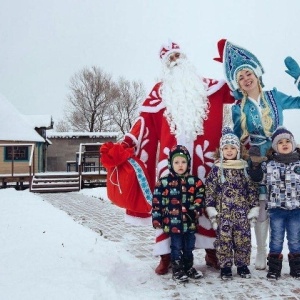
[209, 216, 218, 230]
[206, 207, 218, 230]
[248, 145, 267, 167]
[284, 56, 300, 81]
[247, 206, 260, 228]
[249, 217, 257, 228]
[152, 220, 161, 229]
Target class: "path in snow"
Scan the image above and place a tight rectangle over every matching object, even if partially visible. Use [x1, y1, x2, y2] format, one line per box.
[41, 192, 300, 300]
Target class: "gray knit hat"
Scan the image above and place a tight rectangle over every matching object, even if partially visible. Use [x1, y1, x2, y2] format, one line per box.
[271, 126, 296, 152]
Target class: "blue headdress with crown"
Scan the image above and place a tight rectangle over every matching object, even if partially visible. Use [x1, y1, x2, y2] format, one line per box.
[214, 39, 264, 91]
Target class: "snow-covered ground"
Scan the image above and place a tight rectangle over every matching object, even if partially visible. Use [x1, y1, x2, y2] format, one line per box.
[0, 187, 299, 300]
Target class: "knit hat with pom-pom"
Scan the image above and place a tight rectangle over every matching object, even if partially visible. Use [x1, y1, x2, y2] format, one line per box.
[271, 126, 296, 152]
[220, 126, 241, 159]
[219, 127, 247, 183]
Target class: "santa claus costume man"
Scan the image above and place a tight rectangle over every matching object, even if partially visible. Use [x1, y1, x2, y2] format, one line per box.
[101, 41, 235, 275]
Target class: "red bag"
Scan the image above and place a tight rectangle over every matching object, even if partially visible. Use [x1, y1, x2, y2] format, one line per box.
[100, 142, 152, 214]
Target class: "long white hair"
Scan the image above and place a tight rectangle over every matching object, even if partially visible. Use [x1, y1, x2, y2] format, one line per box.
[161, 56, 209, 142]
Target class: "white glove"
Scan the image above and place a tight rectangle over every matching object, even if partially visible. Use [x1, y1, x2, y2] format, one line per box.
[249, 217, 257, 227]
[247, 206, 260, 228]
[206, 207, 218, 230]
[210, 216, 218, 230]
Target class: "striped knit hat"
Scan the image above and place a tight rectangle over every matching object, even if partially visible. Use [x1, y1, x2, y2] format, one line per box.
[220, 127, 241, 159]
[271, 126, 296, 152]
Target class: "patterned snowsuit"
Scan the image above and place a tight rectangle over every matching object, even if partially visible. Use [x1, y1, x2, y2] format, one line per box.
[152, 144, 205, 267]
[205, 160, 259, 268]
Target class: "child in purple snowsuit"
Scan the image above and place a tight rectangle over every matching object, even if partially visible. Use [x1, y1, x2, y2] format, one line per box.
[205, 128, 259, 280]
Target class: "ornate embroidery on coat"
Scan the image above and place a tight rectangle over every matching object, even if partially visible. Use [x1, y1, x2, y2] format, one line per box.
[157, 147, 171, 178]
[265, 91, 279, 129]
[249, 104, 264, 133]
[128, 158, 152, 205]
[195, 141, 214, 181]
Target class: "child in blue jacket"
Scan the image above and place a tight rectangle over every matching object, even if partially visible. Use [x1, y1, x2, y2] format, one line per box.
[249, 127, 300, 280]
[152, 145, 205, 283]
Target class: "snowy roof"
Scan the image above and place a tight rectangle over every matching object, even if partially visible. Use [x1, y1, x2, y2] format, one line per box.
[0, 94, 45, 142]
[47, 131, 119, 139]
[24, 114, 53, 129]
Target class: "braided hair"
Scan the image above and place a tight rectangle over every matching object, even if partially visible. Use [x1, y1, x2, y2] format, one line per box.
[239, 80, 273, 144]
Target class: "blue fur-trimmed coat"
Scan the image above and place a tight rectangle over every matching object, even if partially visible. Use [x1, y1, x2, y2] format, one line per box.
[232, 88, 300, 156]
[152, 174, 205, 234]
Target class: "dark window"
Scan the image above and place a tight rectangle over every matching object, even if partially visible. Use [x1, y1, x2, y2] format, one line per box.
[5, 146, 29, 161]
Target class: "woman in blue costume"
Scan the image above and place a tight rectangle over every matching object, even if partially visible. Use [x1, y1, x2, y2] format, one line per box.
[214, 39, 300, 270]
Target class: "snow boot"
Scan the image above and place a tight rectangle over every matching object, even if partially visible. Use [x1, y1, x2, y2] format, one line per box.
[183, 258, 203, 279]
[172, 260, 189, 283]
[205, 249, 220, 270]
[237, 265, 251, 279]
[254, 219, 268, 270]
[185, 267, 203, 279]
[288, 253, 300, 279]
[220, 266, 233, 280]
[267, 253, 283, 280]
[155, 254, 171, 275]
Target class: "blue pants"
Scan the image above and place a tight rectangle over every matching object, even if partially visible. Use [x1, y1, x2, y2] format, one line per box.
[170, 232, 195, 262]
[269, 208, 300, 254]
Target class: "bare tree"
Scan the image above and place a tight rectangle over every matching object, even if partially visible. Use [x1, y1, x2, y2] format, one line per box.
[109, 78, 145, 135]
[65, 66, 118, 132]
[55, 119, 70, 132]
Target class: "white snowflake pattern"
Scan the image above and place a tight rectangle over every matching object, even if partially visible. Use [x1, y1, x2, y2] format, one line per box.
[195, 140, 214, 182]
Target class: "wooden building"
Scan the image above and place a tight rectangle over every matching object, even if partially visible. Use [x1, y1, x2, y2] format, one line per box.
[46, 131, 118, 172]
[0, 94, 52, 176]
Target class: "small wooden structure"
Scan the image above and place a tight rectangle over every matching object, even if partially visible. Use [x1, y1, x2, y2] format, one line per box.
[0, 94, 117, 191]
[46, 131, 118, 172]
[0, 142, 109, 192]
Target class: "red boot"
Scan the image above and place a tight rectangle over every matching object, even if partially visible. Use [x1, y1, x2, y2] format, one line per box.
[205, 249, 220, 270]
[155, 254, 171, 275]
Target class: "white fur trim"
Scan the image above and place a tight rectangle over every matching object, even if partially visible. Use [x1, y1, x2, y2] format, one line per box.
[247, 206, 260, 220]
[124, 214, 152, 226]
[155, 228, 164, 238]
[206, 207, 218, 219]
[195, 233, 215, 249]
[206, 79, 226, 96]
[153, 239, 171, 256]
[124, 116, 144, 147]
[198, 214, 213, 230]
[152, 229, 171, 256]
[124, 132, 139, 148]
[211, 220, 218, 231]
[139, 102, 166, 113]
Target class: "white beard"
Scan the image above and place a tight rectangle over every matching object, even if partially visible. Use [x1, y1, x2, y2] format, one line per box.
[161, 58, 209, 142]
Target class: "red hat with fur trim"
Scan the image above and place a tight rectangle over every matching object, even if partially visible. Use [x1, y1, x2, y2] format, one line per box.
[213, 39, 227, 62]
[159, 41, 182, 61]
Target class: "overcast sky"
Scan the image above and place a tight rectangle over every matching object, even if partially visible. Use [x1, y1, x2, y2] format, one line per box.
[1, 0, 300, 138]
